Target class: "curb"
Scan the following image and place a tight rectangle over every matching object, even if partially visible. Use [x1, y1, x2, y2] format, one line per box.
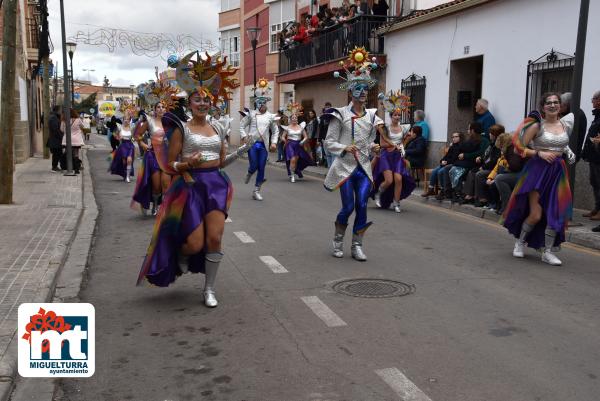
[1, 149, 99, 401]
[261, 157, 600, 252]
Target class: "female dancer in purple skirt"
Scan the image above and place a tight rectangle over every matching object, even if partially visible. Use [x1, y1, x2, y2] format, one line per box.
[502, 92, 576, 266]
[110, 108, 135, 182]
[131, 103, 166, 216]
[371, 91, 416, 213]
[137, 52, 252, 308]
[281, 103, 314, 182]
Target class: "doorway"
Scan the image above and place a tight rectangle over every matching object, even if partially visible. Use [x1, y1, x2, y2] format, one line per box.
[447, 55, 483, 140]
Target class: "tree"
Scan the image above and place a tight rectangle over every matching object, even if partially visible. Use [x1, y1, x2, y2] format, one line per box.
[74, 92, 98, 114]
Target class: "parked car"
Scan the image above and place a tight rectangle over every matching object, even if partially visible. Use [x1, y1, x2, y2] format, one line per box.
[96, 117, 108, 135]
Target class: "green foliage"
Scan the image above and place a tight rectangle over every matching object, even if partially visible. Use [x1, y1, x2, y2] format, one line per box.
[74, 92, 98, 114]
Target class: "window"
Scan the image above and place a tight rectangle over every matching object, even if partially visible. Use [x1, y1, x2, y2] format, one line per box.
[220, 0, 240, 12]
[220, 29, 240, 67]
[401, 73, 426, 124]
[525, 49, 574, 116]
[269, 0, 295, 53]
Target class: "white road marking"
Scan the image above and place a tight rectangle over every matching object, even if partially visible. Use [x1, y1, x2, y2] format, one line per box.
[300, 296, 347, 327]
[233, 231, 255, 243]
[375, 368, 433, 401]
[259, 256, 288, 273]
[225, 217, 232, 223]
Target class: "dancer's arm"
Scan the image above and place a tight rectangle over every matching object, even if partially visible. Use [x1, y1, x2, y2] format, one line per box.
[269, 117, 279, 151]
[167, 128, 190, 172]
[324, 117, 351, 156]
[239, 113, 251, 144]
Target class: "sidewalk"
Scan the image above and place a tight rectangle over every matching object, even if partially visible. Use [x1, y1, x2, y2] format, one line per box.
[261, 157, 600, 252]
[0, 150, 97, 400]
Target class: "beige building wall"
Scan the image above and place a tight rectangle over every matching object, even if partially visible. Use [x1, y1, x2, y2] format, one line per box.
[294, 79, 347, 112]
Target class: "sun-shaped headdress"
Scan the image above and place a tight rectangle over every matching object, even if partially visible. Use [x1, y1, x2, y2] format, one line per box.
[283, 101, 303, 118]
[120, 100, 137, 117]
[251, 77, 272, 105]
[175, 51, 239, 105]
[333, 47, 379, 91]
[143, 68, 179, 110]
[378, 90, 413, 114]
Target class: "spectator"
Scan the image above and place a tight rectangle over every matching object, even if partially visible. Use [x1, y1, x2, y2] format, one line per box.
[559, 92, 588, 162]
[276, 109, 288, 162]
[489, 132, 526, 214]
[413, 110, 430, 141]
[47, 105, 64, 172]
[423, 131, 463, 198]
[442, 121, 489, 201]
[475, 98, 496, 137]
[319, 102, 333, 167]
[107, 115, 122, 151]
[305, 110, 319, 162]
[460, 124, 504, 207]
[404, 125, 427, 168]
[372, 0, 389, 16]
[61, 109, 85, 174]
[80, 113, 91, 141]
[582, 90, 600, 223]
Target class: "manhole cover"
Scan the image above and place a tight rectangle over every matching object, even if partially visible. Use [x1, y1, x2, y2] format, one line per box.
[332, 279, 415, 298]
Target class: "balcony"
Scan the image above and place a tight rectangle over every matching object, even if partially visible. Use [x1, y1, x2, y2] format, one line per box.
[278, 15, 395, 76]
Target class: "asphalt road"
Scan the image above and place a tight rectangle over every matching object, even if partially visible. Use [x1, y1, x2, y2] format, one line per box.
[57, 136, 600, 401]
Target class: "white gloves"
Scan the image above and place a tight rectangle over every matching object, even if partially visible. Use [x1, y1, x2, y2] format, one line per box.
[565, 146, 576, 165]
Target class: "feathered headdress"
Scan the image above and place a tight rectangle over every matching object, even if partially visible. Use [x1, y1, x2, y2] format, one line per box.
[333, 47, 378, 91]
[174, 51, 239, 105]
[378, 90, 413, 114]
[143, 68, 179, 110]
[120, 100, 136, 117]
[251, 77, 272, 105]
[283, 101, 303, 118]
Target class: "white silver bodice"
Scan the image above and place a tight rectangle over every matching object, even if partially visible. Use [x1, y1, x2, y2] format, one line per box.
[146, 118, 165, 149]
[119, 127, 132, 141]
[283, 126, 303, 141]
[182, 125, 222, 161]
[387, 124, 410, 145]
[532, 121, 570, 152]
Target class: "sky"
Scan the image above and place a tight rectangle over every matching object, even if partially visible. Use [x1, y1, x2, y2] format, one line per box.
[48, 0, 220, 88]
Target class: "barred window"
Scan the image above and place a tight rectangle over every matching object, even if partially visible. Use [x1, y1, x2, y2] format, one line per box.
[400, 73, 426, 124]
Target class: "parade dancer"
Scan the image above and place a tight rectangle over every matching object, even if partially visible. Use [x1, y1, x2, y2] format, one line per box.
[137, 52, 253, 308]
[109, 105, 136, 182]
[280, 102, 315, 182]
[131, 75, 178, 216]
[371, 90, 416, 213]
[240, 78, 279, 201]
[502, 93, 576, 266]
[324, 48, 384, 261]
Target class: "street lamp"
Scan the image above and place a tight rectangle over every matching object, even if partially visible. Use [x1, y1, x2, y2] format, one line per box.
[82, 68, 95, 83]
[130, 84, 135, 102]
[246, 26, 261, 109]
[59, 1, 75, 175]
[65, 41, 77, 103]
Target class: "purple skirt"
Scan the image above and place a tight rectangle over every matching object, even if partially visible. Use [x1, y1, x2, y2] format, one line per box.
[502, 156, 572, 249]
[137, 168, 233, 287]
[110, 141, 135, 179]
[285, 140, 315, 173]
[131, 149, 160, 210]
[371, 149, 416, 209]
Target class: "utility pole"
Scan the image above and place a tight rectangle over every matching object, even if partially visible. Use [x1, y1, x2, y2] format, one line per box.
[568, 0, 590, 199]
[0, 0, 18, 204]
[40, 0, 51, 159]
[59, 0, 75, 175]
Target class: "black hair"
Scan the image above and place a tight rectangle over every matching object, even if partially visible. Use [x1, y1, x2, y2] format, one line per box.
[468, 121, 483, 135]
[411, 125, 422, 136]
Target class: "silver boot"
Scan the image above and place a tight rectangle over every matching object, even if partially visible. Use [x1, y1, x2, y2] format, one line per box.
[332, 222, 347, 258]
[374, 187, 384, 208]
[252, 185, 263, 201]
[351, 232, 367, 261]
[203, 252, 223, 308]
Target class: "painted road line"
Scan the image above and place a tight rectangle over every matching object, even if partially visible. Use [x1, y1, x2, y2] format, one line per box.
[300, 296, 347, 327]
[225, 217, 232, 223]
[375, 368, 433, 401]
[233, 231, 255, 243]
[259, 256, 288, 273]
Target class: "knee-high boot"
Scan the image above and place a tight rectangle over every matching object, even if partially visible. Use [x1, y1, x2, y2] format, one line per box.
[204, 252, 223, 307]
[332, 222, 347, 258]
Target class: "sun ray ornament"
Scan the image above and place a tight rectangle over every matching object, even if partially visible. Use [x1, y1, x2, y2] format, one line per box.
[174, 51, 240, 105]
[283, 101, 303, 118]
[378, 90, 413, 115]
[333, 47, 379, 91]
[143, 69, 180, 111]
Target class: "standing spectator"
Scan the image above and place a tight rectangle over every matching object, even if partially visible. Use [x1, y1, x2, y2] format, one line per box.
[559, 92, 588, 162]
[413, 110, 430, 141]
[475, 98, 496, 137]
[305, 110, 319, 161]
[80, 113, 91, 141]
[372, 0, 389, 16]
[404, 125, 427, 168]
[582, 90, 600, 222]
[319, 102, 334, 167]
[276, 109, 288, 162]
[47, 105, 64, 172]
[107, 115, 122, 152]
[61, 109, 85, 174]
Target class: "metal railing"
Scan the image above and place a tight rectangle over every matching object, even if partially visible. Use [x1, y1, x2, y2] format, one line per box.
[278, 15, 395, 74]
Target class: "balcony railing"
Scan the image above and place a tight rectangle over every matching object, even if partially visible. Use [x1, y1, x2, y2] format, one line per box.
[278, 15, 395, 75]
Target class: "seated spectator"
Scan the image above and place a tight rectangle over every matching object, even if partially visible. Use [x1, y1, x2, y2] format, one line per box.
[492, 133, 526, 214]
[441, 121, 489, 201]
[423, 131, 463, 198]
[404, 125, 427, 168]
[460, 124, 505, 207]
[413, 110, 430, 141]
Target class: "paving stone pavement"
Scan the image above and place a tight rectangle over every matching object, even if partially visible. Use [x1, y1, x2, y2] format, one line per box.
[0, 153, 87, 399]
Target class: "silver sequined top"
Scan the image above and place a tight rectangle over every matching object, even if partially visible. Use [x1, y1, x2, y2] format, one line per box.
[387, 124, 410, 145]
[282, 124, 304, 141]
[146, 118, 164, 150]
[181, 122, 225, 161]
[531, 120, 571, 152]
[119, 125, 132, 141]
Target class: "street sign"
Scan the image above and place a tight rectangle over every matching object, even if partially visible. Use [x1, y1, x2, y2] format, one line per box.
[89, 108, 95, 114]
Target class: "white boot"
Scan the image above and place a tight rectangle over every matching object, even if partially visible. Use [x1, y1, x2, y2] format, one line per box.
[351, 233, 367, 261]
[126, 166, 132, 183]
[541, 249, 562, 266]
[203, 252, 223, 307]
[252, 186, 263, 201]
[332, 222, 347, 258]
[290, 174, 296, 183]
[393, 201, 402, 213]
[513, 240, 525, 258]
[374, 187, 384, 208]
